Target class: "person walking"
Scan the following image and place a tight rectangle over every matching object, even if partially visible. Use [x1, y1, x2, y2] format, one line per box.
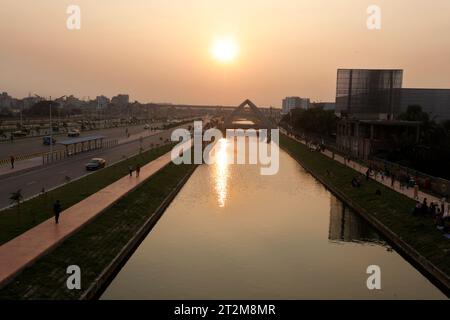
[136, 164, 141, 177]
[414, 183, 419, 200]
[391, 174, 396, 188]
[440, 197, 447, 213]
[10, 155, 15, 169]
[128, 165, 134, 177]
[53, 200, 62, 224]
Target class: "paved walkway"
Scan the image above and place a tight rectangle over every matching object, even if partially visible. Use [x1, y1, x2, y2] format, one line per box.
[117, 129, 162, 144]
[0, 157, 42, 177]
[282, 130, 445, 206]
[0, 143, 187, 287]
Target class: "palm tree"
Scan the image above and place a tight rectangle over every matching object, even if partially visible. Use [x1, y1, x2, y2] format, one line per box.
[9, 190, 23, 224]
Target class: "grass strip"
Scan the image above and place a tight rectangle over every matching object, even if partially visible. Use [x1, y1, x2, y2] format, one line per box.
[0, 161, 195, 299]
[280, 134, 450, 277]
[0, 143, 174, 245]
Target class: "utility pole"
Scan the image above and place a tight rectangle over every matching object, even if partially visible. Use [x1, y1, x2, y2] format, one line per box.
[35, 94, 65, 159]
[49, 97, 53, 156]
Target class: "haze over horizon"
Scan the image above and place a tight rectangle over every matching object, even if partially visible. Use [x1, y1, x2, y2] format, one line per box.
[1, 0, 450, 107]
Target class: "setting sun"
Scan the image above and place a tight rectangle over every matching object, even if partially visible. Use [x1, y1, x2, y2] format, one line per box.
[211, 37, 238, 63]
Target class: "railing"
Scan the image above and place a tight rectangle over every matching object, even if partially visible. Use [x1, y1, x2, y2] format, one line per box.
[42, 139, 118, 165]
[369, 156, 450, 197]
[0, 152, 45, 167]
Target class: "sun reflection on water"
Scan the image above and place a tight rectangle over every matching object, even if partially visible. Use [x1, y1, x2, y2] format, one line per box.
[213, 138, 230, 208]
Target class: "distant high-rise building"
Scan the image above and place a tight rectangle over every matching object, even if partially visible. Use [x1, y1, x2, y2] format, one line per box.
[111, 94, 129, 107]
[65, 95, 84, 108]
[335, 69, 403, 120]
[22, 96, 42, 109]
[96, 95, 110, 109]
[281, 96, 310, 115]
[0, 92, 13, 108]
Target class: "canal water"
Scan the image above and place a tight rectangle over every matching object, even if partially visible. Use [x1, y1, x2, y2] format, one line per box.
[102, 138, 445, 299]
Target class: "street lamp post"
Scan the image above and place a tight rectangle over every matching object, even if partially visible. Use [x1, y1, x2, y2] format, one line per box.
[49, 98, 53, 156]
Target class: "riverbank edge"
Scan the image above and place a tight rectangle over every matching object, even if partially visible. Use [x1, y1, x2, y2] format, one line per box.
[280, 134, 450, 296]
[80, 163, 198, 300]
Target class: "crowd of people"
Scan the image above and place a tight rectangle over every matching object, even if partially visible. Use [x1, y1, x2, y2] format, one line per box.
[412, 197, 450, 236]
[293, 131, 450, 238]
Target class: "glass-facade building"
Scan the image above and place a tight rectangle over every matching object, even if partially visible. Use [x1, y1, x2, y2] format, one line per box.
[335, 69, 403, 120]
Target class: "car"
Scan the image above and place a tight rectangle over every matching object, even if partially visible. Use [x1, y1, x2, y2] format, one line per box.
[12, 131, 27, 137]
[43, 136, 56, 145]
[144, 124, 150, 129]
[68, 129, 80, 137]
[85, 158, 106, 171]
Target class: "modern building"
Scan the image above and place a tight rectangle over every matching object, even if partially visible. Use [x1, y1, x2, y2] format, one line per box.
[22, 96, 42, 109]
[400, 88, 450, 122]
[335, 69, 403, 120]
[0, 92, 13, 108]
[111, 94, 129, 107]
[65, 95, 84, 108]
[281, 96, 310, 115]
[96, 95, 110, 109]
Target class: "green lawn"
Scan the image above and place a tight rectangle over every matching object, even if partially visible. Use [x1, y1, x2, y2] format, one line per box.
[0, 161, 196, 299]
[0, 143, 174, 245]
[280, 134, 450, 277]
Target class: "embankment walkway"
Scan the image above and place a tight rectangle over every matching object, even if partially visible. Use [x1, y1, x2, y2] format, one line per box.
[0, 142, 187, 288]
[281, 129, 445, 207]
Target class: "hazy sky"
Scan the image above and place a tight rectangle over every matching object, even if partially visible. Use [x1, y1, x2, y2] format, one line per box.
[1, 0, 450, 107]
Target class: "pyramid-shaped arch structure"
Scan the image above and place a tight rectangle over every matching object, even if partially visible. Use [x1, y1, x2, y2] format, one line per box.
[224, 99, 275, 129]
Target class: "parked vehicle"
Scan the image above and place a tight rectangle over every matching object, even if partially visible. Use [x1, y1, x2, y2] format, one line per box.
[85, 158, 106, 171]
[43, 136, 56, 145]
[144, 124, 150, 129]
[68, 129, 80, 137]
[12, 131, 27, 137]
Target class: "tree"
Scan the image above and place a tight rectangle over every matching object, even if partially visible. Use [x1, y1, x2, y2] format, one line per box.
[398, 105, 429, 122]
[9, 190, 24, 224]
[390, 105, 450, 179]
[281, 107, 337, 137]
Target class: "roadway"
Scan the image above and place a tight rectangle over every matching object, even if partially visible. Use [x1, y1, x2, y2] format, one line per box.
[0, 123, 165, 159]
[0, 123, 191, 209]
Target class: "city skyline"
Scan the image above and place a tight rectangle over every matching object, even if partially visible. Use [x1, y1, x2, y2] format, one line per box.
[2, 0, 450, 107]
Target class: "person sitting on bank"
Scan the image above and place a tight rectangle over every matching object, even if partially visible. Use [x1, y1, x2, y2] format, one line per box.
[351, 177, 360, 188]
[412, 201, 422, 215]
[436, 208, 445, 231]
[365, 168, 371, 181]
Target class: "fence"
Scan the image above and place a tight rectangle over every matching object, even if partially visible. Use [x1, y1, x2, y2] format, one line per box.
[0, 152, 45, 167]
[369, 156, 450, 197]
[41, 139, 118, 165]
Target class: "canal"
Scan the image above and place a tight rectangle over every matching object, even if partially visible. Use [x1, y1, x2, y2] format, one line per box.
[102, 138, 445, 299]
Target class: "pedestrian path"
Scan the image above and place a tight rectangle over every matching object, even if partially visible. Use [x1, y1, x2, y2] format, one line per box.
[0, 141, 188, 287]
[283, 131, 443, 206]
[0, 157, 42, 178]
[117, 129, 162, 144]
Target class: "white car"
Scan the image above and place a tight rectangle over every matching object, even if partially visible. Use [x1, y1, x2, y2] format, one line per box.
[68, 129, 80, 137]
